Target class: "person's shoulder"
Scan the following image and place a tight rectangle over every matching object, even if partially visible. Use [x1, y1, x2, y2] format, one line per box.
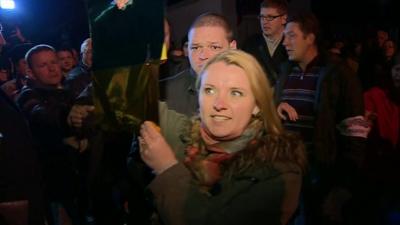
[160, 69, 190, 83]
[17, 85, 36, 99]
[364, 86, 385, 97]
[244, 33, 264, 43]
[159, 69, 192, 92]
[66, 65, 89, 80]
[242, 34, 265, 49]
[265, 132, 305, 172]
[15, 85, 41, 110]
[66, 66, 83, 78]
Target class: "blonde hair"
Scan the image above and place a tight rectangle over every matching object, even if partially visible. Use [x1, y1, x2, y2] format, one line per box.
[192, 50, 306, 176]
[198, 49, 283, 135]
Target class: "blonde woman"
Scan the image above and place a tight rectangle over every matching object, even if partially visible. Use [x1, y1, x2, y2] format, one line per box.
[140, 49, 306, 225]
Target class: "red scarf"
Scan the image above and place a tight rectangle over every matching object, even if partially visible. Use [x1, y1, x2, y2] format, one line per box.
[184, 119, 263, 188]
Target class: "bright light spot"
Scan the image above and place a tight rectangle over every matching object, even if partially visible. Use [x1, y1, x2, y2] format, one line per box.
[0, 0, 15, 9]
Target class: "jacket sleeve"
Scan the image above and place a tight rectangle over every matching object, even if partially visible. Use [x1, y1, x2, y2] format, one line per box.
[159, 101, 191, 161]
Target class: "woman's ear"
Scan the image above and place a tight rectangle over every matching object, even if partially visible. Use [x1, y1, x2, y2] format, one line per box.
[252, 106, 260, 115]
[229, 40, 237, 49]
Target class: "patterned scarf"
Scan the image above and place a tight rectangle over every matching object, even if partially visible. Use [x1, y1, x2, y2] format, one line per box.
[184, 117, 264, 189]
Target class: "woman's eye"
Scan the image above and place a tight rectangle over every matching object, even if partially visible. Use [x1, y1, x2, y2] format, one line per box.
[231, 90, 243, 97]
[204, 87, 215, 95]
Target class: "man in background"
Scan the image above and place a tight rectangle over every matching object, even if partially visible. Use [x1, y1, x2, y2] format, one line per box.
[242, 0, 288, 86]
[160, 12, 237, 117]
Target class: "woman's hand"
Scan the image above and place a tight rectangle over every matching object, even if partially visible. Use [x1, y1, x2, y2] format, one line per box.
[277, 102, 299, 121]
[139, 121, 178, 175]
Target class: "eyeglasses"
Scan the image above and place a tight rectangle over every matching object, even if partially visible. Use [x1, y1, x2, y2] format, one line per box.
[258, 14, 283, 22]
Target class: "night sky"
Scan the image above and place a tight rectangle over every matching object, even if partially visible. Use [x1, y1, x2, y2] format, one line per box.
[1, 0, 89, 48]
[1, 0, 399, 49]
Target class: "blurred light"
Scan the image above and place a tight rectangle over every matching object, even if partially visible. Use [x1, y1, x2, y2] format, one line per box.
[0, 0, 15, 9]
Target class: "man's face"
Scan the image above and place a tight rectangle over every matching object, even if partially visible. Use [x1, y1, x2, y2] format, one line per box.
[29, 50, 63, 86]
[188, 26, 236, 75]
[283, 22, 314, 63]
[377, 30, 388, 48]
[0, 69, 9, 82]
[57, 50, 75, 73]
[259, 7, 286, 37]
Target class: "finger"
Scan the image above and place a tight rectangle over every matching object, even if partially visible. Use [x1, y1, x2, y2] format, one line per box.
[293, 112, 299, 121]
[291, 108, 299, 121]
[72, 118, 83, 128]
[83, 105, 95, 112]
[288, 110, 297, 121]
[140, 126, 151, 146]
[143, 121, 161, 139]
[138, 136, 145, 151]
[277, 108, 287, 120]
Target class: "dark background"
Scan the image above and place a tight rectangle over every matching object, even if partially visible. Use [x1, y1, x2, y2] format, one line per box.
[1, 0, 399, 49]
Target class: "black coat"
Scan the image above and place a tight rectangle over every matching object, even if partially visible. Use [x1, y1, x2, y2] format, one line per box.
[64, 63, 92, 99]
[242, 34, 288, 86]
[16, 82, 78, 201]
[0, 90, 44, 224]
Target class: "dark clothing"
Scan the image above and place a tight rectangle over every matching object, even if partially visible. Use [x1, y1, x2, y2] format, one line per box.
[150, 105, 304, 225]
[15, 81, 79, 220]
[64, 62, 92, 99]
[71, 83, 154, 225]
[150, 162, 301, 225]
[242, 34, 288, 86]
[159, 56, 190, 80]
[276, 57, 365, 168]
[0, 89, 44, 225]
[159, 69, 198, 117]
[275, 56, 366, 225]
[280, 60, 320, 145]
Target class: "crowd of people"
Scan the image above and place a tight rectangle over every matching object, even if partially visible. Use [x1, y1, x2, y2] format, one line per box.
[1, 0, 400, 225]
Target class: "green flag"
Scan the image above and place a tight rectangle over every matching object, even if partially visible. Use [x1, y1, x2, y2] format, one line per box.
[87, 0, 164, 133]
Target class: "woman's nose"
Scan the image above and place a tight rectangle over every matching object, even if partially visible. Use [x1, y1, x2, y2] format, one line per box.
[213, 95, 227, 111]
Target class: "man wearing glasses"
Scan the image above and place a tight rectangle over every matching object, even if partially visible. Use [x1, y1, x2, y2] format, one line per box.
[242, 0, 288, 86]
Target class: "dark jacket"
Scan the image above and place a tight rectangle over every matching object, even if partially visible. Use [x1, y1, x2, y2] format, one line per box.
[16, 81, 78, 201]
[159, 69, 198, 117]
[242, 34, 288, 86]
[150, 105, 303, 225]
[0, 89, 44, 224]
[150, 161, 301, 225]
[64, 62, 92, 99]
[275, 56, 365, 187]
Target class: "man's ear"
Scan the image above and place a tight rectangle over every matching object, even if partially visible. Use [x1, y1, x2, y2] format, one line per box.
[282, 14, 288, 25]
[229, 40, 237, 49]
[26, 68, 36, 80]
[306, 33, 316, 45]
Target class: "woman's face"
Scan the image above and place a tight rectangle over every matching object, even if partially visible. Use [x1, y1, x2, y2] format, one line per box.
[199, 62, 259, 140]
